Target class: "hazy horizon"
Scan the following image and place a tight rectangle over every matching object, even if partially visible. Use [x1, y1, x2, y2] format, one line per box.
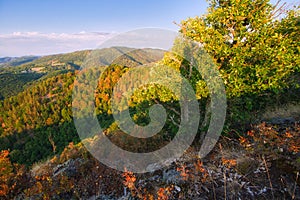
[0, 0, 298, 57]
[0, 0, 207, 57]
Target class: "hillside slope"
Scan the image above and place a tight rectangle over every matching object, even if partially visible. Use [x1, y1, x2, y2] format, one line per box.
[0, 47, 166, 165]
[0, 47, 165, 99]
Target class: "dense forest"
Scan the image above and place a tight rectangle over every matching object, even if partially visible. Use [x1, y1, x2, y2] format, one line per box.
[0, 0, 299, 199]
[0, 47, 165, 165]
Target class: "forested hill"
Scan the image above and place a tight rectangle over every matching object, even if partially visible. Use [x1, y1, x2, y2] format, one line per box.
[0, 47, 165, 74]
[0, 47, 166, 165]
[0, 47, 165, 99]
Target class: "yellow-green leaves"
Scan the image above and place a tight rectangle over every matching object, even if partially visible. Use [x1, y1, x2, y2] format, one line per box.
[178, 0, 299, 98]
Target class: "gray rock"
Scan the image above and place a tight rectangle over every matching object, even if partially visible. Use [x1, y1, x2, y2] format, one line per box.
[53, 158, 83, 177]
[162, 168, 183, 184]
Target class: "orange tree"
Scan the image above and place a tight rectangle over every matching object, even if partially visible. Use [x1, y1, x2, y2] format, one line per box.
[0, 150, 13, 197]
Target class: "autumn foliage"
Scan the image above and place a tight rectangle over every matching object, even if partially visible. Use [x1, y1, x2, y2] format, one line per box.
[0, 150, 12, 196]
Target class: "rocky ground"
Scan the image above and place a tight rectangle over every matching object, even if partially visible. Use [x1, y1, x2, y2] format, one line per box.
[11, 117, 300, 200]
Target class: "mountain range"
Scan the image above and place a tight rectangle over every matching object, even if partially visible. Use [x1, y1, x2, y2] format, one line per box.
[0, 47, 165, 100]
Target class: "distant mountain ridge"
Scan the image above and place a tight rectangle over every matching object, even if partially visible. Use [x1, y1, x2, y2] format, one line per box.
[1, 47, 165, 73]
[0, 56, 40, 68]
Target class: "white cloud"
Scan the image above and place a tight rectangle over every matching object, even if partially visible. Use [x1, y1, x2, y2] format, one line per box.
[0, 31, 114, 57]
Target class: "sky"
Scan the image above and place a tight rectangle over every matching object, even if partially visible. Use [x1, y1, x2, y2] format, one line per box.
[0, 0, 208, 57]
[0, 0, 298, 57]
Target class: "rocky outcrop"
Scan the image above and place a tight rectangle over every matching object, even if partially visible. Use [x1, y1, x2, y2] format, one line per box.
[53, 158, 83, 177]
